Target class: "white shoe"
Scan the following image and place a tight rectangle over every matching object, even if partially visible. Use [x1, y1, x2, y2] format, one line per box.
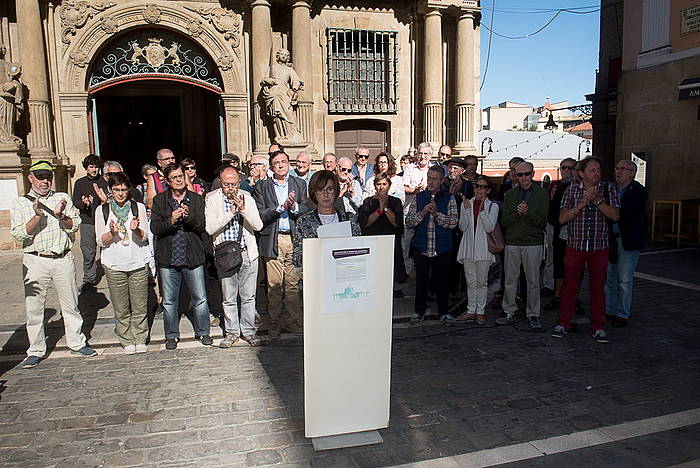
[123, 344, 136, 355]
[135, 344, 147, 354]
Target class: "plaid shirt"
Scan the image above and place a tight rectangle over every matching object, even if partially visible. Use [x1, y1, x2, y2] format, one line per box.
[10, 190, 81, 254]
[221, 197, 246, 248]
[406, 193, 458, 257]
[561, 182, 620, 252]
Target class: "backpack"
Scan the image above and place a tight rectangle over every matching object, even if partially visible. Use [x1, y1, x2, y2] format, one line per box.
[102, 200, 139, 224]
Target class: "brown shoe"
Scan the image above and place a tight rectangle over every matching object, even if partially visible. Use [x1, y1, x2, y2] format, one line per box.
[242, 334, 263, 347]
[476, 315, 486, 325]
[456, 312, 477, 322]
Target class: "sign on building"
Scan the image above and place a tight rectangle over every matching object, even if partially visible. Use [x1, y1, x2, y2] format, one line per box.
[631, 152, 647, 187]
[681, 6, 700, 35]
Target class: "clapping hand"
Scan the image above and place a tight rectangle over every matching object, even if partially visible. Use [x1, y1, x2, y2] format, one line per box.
[284, 191, 296, 210]
[232, 193, 245, 213]
[32, 198, 45, 217]
[130, 217, 140, 231]
[53, 198, 67, 217]
[81, 194, 93, 208]
[462, 195, 471, 211]
[93, 183, 107, 203]
[109, 219, 119, 236]
[516, 201, 528, 215]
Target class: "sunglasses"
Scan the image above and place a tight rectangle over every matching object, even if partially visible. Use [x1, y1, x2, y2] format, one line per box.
[355, 154, 369, 159]
[438, 152, 451, 157]
[184, 165, 196, 170]
[339, 167, 352, 173]
[34, 173, 53, 181]
[515, 171, 532, 177]
[474, 184, 489, 189]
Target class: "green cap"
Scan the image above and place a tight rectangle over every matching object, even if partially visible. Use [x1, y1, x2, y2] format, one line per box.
[29, 160, 54, 176]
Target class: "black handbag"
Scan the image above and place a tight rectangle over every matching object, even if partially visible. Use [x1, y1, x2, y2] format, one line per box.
[214, 215, 244, 274]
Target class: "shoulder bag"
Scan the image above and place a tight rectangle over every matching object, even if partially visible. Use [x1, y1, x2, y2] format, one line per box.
[486, 202, 504, 254]
[214, 214, 244, 274]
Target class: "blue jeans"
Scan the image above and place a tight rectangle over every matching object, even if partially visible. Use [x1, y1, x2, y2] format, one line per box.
[160, 264, 211, 339]
[605, 245, 640, 319]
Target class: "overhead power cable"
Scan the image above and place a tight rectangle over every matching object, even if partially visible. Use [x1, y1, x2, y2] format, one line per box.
[480, 0, 496, 91]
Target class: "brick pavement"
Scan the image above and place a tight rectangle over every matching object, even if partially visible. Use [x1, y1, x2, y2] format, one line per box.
[0, 248, 699, 466]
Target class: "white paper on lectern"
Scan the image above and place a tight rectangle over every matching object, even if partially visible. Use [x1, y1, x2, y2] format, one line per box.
[321, 238, 377, 314]
[317, 220, 352, 238]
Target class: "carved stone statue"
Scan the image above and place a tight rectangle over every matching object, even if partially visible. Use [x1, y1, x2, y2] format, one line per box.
[0, 44, 24, 146]
[260, 49, 304, 145]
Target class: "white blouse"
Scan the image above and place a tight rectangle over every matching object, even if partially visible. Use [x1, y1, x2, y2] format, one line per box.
[95, 202, 150, 272]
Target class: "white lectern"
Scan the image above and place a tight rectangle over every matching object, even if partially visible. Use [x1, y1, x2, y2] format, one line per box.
[302, 235, 394, 450]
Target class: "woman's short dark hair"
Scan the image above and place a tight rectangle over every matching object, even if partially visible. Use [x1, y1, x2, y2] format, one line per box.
[474, 175, 492, 190]
[181, 158, 195, 168]
[107, 171, 132, 190]
[308, 170, 340, 205]
[82, 154, 102, 169]
[374, 152, 397, 178]
[373, 172, 392, 188]
[163, 163, 182, 180]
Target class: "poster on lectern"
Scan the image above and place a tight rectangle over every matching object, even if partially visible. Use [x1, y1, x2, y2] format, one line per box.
[321, 238, 377, 314]
[303, 235, 394, 439]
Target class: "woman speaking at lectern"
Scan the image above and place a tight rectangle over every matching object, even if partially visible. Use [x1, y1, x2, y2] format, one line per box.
[292, 170, 361, 269]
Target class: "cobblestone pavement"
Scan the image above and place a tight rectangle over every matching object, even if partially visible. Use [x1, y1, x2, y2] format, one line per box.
[0, 248, 699, 467]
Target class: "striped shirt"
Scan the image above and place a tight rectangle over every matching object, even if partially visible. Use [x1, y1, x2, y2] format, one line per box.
[10, 190, 81, 254]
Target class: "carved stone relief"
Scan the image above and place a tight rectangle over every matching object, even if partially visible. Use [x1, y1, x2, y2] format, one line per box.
[99, 16, 118, 34]
[68, 50, 88, 68]
[143, 4, 162, 24]
[60, 0, 115, 45]
[186, 18, 205, 38]
[184, 6, 242, 55]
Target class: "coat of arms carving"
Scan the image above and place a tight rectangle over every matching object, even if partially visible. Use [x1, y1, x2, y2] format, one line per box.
[128, 38, 182, 70]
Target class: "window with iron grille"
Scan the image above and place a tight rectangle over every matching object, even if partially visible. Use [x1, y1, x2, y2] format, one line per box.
[327, 28, 398, 113]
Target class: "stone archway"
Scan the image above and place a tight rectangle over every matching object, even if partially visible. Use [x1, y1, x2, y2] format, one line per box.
[56, 1, 249, 167]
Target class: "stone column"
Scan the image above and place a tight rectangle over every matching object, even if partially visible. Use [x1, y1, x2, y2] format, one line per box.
[251, 0, 273, 154]
[291, 0, 315, 150]
[423, 9, 443, 148]
[454, 11, 477, 153]
[15, 0, 56, 159]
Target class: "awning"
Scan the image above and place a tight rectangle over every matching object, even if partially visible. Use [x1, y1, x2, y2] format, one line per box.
[679, 78, 700, 100]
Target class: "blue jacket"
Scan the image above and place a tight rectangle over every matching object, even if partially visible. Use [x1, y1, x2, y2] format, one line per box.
[411, 189, 454, 255]
[351, 163, 375, 189]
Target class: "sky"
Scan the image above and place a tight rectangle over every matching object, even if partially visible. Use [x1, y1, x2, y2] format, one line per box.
[479, 1, 601, 109]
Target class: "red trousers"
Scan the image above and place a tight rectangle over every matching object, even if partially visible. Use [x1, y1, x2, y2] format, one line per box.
[558, 247, 609, 331]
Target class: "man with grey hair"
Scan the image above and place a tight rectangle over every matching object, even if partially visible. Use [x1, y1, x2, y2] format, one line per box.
[322, 152, 337, 172]
[93, 160, 124, 204]
[605, 159, 647, 328]
[498, 161, 549, 329]
[351, 145, 374, 190]
[336, 156, 363, 215]
[241, 155, 269, 193]
[146, 148, 177, 208]
[291, 150, 315, 187]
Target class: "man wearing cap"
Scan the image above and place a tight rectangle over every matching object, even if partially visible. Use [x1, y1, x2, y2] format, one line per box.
[10, 160, 98, 369]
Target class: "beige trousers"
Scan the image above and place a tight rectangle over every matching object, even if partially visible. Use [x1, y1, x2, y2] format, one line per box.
[265, 234, 301, 333]
[23, 252, 86, 357]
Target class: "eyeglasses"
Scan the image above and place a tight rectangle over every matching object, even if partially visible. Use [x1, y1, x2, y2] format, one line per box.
[355, 154, 369, 159]
[222, 182, 240, 188]
[338, 167, 352, 173]
[250, 162, 265, 167]
[474, 184, 489, 189]
[560, 166, 574, 170]
[168, 174, 185, 181]
[315, 187, 336, 195]
[184, 165, 196, 170]
[515, 171, 533, 177]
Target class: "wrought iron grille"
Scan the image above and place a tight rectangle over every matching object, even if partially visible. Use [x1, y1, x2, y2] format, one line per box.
[327, 28, 398, 113]
[88, 30, 222, 93]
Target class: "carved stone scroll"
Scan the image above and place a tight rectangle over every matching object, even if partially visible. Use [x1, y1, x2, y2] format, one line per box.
[60, 0, 115, 45]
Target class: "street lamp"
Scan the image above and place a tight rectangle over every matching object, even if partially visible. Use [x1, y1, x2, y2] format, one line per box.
[480, 137, 493, 173]
[544, 113, 558, 131]
[577, 140, 591, 160]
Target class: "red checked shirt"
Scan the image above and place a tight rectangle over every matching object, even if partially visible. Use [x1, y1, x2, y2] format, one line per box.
[560, 182, 620, 252]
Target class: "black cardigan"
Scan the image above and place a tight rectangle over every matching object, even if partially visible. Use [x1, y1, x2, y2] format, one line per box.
[150, 190, 207, 268]
[617, 180, 648, 251]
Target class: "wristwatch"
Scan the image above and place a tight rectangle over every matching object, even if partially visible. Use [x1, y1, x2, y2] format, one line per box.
[594, 199, 603, 207]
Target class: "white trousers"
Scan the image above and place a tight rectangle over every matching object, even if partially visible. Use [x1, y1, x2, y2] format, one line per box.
[463, 259, 491, 315]
[23, 252, 86, 357]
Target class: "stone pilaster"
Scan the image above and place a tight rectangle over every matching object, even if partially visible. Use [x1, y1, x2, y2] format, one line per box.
[251, 0, 273, 154]
[454, 11, 477, 153]
[15, 0, 56, 160]
[291, 0, 315, 151]
[221, 93, 250, 161]
[423, 9, 443, 148]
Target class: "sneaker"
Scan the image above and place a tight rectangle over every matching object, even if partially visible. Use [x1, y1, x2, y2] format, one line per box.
[198, 335, 214, 346]
[242, 334, 262, 347]
[528, 316, 542, 330]
[495, 314, 515, 325]
[165, 338, 179, 350]
[123, 344, 136, 355]
[21, 356, 41, 369]
[409, 313, 425, 324]
[440, 314, 457, 326]
[135, 344, 147, 354]
[593, 329, 611, 343]
[551, 325, 566, 338]
[219, 334, 239, 348]
[71, 346, 97, 357]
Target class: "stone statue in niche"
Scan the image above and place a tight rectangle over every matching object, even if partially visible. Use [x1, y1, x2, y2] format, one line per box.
[0, 44, 24, 147]
[260, 49, 304, 145]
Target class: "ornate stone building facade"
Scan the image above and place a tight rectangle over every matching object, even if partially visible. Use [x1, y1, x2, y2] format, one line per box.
[0, 0, 480, 248]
